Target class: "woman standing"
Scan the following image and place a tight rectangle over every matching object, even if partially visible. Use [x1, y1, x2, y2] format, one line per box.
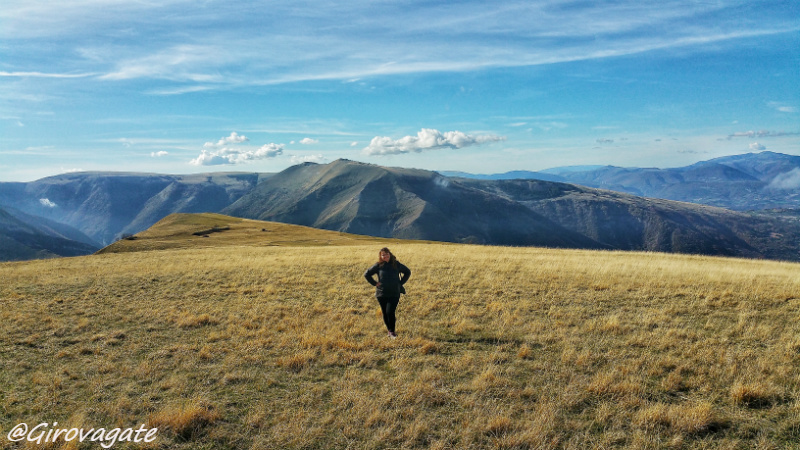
[364, 247, 411, 338]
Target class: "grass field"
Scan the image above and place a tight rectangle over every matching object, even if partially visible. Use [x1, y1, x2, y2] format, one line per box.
[1, 213, 799, 449]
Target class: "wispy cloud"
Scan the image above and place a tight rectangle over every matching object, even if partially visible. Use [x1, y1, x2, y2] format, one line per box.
[534, 122, 568, 132]
[768, 102, 797, 113]
[5, 1, 796, 91]
[299, 138, 319, 145]
[726, 130, 800, 140]
[0, 71, 95, 78]
[100, 44, 229, 83]
[98, 137, 190, 148]
[768, 168, 800, 190]
[363, 128, 505, 156]
[2, 0, 797, 179]
[147, 85, 215, 96]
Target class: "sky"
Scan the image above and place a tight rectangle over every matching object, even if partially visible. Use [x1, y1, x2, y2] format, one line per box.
[1, 0, 799, 182]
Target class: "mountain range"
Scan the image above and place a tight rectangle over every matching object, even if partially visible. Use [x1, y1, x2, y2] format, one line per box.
[1, 151, 799, 262]
[0, 206, 100, 261]
[442, 151, 800, 211]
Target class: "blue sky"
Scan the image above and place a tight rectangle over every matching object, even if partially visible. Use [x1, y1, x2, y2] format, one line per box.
[1, 0, 798, 181]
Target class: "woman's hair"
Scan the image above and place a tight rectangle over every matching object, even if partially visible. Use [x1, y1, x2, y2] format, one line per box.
[378, 247, 398, 268]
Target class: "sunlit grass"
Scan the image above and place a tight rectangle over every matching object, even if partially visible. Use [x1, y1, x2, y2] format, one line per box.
[1, 214, 799, 449]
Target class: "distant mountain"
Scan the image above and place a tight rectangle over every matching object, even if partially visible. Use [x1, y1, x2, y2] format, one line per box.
[686, 151, 800, 181]
[0, 206, 101, 261]
[539, 165, 608, 175]
[225, 159, 800, 261]
[0, 172, 272, 245]
[4, 152, 800, 262]
[450, 151, 800, 211]
[223, 160, 603, 248]
[457, 178, 800, 261]
[439, 170, 567, 182]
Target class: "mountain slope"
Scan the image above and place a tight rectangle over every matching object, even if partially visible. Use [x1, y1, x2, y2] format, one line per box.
[224, 160, 605, 248]
[452, 151, 800, 211]
[457, 178, 800, 260]
[0, 172, 272, 245]
[5, 152, 800, 262]
[686, 151, 800, 181]
[0, 207, 101, 261]
[224, 159, 800, 260]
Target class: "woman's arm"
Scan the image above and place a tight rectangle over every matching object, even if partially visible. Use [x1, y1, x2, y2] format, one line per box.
[399, 263, 411, 285]
[364, 264, 379, 286]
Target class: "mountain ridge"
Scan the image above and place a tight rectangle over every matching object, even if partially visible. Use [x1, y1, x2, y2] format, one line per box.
[223, 159, 800, 261]
[449, 151, 800, 211]
[3, 152, 800, 262]
[0, 171, 272, 245]
[0, 206, 101, 261]
[223, 159, 605, 249]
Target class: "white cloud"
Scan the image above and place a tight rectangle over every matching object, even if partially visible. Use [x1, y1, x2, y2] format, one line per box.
[204, 132, 248, 149]
[768, 102, 798, 113]
[291, 154, 326, 164]
[749, 142, 766, 151]
[299, 138, 319, 145]
[363, 128, 505, 156]
[768, 168, 800, 190]
[189, 151, 228, 166]
[151, 151, 168, 157]
[350, 141, 359, 147]
[39, 198, 57, 208]
[191, 133, 282, 165]
[191, 143, 284, 166]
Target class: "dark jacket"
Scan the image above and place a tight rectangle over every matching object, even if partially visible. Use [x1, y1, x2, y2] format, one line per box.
[364, 261, 411, 298]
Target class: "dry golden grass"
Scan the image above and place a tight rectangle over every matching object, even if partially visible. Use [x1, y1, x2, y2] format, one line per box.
[1, 213, 799, 449]
[147, 399, 221, 441]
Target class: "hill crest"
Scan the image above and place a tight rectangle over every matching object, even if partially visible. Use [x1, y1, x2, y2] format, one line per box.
[97, 212, 427, 254]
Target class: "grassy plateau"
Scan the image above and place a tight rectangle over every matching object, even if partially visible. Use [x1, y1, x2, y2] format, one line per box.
[1, 213, 799, 449]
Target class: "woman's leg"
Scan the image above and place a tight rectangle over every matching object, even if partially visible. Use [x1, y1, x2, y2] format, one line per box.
[377, 296, 399, 333]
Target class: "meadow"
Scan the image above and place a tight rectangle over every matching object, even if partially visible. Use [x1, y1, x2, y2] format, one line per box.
[1, 214, 799, 449]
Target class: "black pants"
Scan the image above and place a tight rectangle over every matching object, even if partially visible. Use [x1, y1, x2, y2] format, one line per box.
[377, 296, 399, 333]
